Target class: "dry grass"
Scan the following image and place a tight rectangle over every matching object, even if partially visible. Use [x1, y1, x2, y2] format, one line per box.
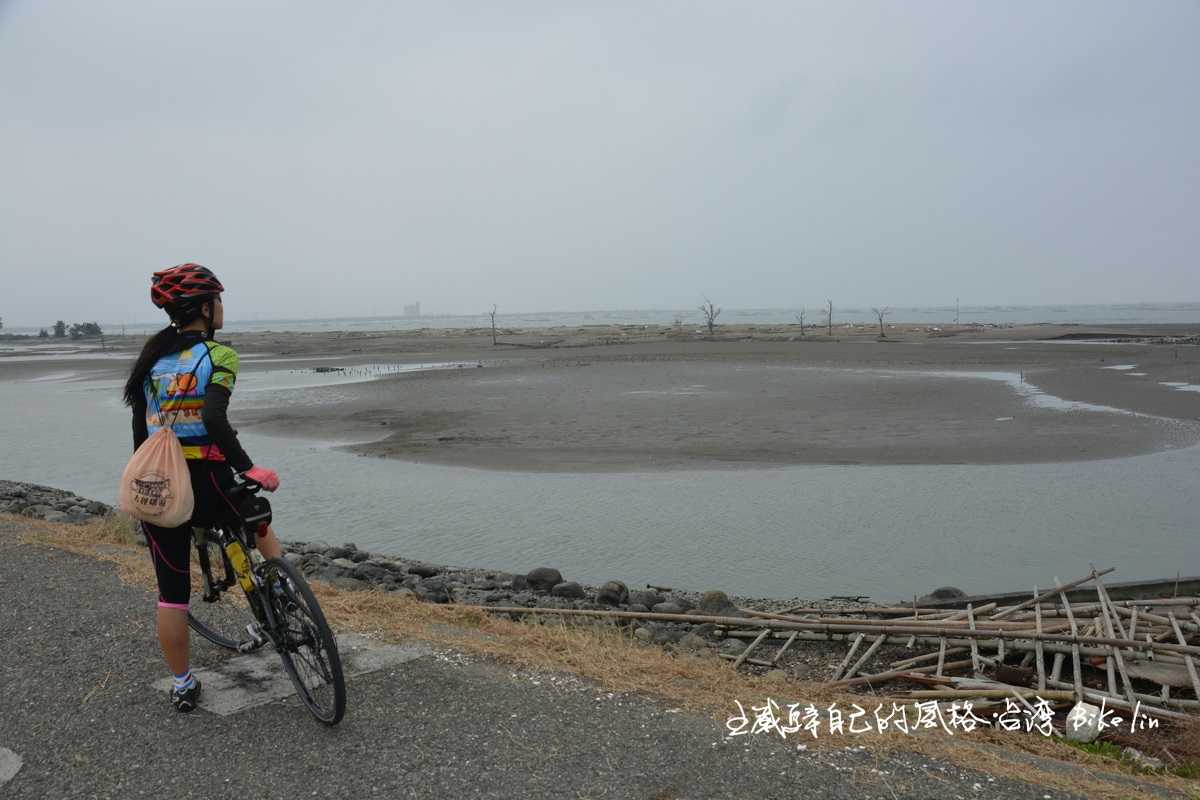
[8, 511, 1196, 798]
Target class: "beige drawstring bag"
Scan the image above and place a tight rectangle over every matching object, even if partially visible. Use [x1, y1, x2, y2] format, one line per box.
[118, 347, 211, 527]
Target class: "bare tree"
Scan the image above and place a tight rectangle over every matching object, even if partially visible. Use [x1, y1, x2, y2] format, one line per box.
[699, 298, 721, 336]
[825, 299, 833, 337]
[795, 307, 806, 337]
[488, 304, 498, 346]
[872, 306, 891, 338]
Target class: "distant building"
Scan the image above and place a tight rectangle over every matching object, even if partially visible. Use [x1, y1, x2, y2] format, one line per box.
[403, 301, 421, 318]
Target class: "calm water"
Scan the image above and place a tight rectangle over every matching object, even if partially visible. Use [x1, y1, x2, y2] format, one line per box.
[5, 302, 1200, 337]
[2, 365, 1197, 600]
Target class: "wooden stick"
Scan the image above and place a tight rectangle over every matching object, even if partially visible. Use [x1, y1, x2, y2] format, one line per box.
[936, 638, 947, 677]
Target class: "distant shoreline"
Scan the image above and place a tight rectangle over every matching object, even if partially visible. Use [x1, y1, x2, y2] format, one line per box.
[4, 301, 1200, 336]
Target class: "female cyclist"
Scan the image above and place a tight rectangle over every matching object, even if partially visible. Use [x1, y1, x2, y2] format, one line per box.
[122, 263, 282, 712]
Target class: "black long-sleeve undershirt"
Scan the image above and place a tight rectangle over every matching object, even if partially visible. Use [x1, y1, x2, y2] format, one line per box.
[132, 383, 253, 472]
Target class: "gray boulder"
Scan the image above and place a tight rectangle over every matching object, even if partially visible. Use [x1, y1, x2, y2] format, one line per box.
[698, 591, 740, 616]
[348, 550, 371, 563]
[526, 567, 563, 591]
[352, 563, 389, 582]
[408, 563, 441, 578]
[719, 639, 747, 656]
[323, 546, 353, 560]
[596, 580, 629, 606]
[629, 590, 665, 608]
[915, 586, 968, 606]
[302, 541, 331, 555]
[551, 581, 586, 599]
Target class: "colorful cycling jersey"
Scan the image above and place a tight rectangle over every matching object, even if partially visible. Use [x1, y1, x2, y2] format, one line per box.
[143, 340, 240, 461]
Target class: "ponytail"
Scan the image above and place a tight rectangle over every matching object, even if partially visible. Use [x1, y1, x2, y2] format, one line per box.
[124, 296, 216, 407]
[123, 326, 185, 407]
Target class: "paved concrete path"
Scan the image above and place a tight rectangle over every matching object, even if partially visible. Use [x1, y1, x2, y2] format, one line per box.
[0, 521, 1175, 799]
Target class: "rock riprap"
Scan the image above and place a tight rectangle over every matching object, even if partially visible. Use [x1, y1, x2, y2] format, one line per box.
[0, 481, 111, 523]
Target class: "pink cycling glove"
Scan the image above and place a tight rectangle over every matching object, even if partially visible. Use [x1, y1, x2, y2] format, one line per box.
[242, 465, 280, 492]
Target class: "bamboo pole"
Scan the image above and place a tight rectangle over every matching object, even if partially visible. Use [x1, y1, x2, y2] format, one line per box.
[1033, 586, 1046, 692]
[831, 633, 865, 681]
[826, 659, 975, 689]
[741, 608, 1054, 632]
[1060, 578, 1089, 705]
[1094, 574, 1130, 646]
[771, 632, 799, 666]
[967, 605, 982, 676]
[991, 568, 1114, 620]
[843, 635, 886, 681]
[1086, 598, 1118, 696]
[890, 646, 967, 671]
[732, 629, 770, 669]
[936, 638, 947, 677]
[1049, 652, 1064, 684]
[1167, 612, 1200, 702]
[901, 689, 1075, 702]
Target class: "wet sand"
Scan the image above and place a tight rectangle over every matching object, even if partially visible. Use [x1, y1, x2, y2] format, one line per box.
[4, 323, 1199, 471]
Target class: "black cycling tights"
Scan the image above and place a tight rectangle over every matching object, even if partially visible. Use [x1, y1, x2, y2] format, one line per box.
[142, 460, 239, 608]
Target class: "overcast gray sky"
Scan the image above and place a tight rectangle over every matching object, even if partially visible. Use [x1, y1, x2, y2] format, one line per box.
[2, 1, 1198, 327]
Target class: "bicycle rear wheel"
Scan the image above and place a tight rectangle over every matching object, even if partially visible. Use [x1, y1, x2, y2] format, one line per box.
[187, 533, 254, 651]
[263, 557, 346, 725]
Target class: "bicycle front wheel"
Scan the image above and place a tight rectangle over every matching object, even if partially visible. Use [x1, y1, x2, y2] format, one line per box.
[263, 557, 346, 725]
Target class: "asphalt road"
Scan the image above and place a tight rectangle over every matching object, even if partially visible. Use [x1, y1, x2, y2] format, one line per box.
[0, 520, 1171, 800]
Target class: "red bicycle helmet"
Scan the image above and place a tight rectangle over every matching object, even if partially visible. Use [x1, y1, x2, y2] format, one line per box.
[150, 263, 224, 308]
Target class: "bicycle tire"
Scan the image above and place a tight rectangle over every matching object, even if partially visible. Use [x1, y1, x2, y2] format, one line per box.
[187, 535, 252, 651]
[264, 557, 346, 725]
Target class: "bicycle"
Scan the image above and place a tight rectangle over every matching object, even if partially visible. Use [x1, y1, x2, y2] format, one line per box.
[186, 478, 346, 725]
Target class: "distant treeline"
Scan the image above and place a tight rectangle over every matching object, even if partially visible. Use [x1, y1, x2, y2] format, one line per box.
[0, 319, 103, 339]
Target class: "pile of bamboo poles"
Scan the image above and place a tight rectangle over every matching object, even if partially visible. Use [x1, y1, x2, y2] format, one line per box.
[478, 567, 1200, 723]
[720, 567, 1200, 721]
